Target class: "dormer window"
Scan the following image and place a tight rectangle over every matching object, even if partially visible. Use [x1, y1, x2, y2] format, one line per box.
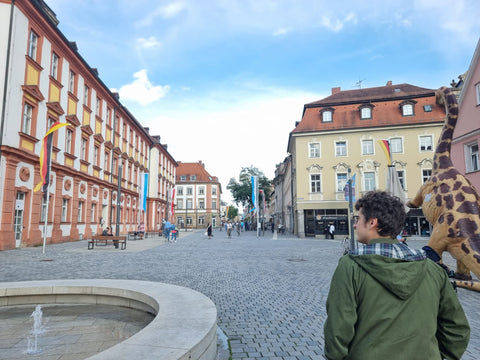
[320, 107, 335, 123]
[180, 175, 186, 181]
[359, 104, 374, 120]
[400, 100, 416, 117]
[190, 175, 196, 181]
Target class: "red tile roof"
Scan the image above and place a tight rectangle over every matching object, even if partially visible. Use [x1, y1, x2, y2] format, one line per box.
[293, 83, 445, 134]
[176, 161, 219, 183]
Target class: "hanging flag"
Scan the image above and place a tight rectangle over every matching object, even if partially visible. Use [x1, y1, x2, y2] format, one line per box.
[251, 176, 258, 214]
[378, 140, 392, 165]
[170, 188, 176, 218]
[343, 174, 356, 202]
[34, 122, 69, 197]
[139, 172, 149, 211]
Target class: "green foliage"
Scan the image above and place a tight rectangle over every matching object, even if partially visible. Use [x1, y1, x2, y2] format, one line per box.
[227, 206, 238, 219]
[227, 166, 272, 208]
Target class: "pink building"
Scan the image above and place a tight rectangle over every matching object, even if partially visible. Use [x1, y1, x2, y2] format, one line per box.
[452, 39, 480, 190]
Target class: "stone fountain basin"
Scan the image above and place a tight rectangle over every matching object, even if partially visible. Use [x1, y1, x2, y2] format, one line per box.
[0, 279, 218, 360]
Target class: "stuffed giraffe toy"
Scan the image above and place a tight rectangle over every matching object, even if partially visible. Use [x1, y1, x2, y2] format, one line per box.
[407, 86, 480, 282]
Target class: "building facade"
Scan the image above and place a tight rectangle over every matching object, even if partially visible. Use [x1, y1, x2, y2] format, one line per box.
[452, 39, 480, 190]
[272, 155, 294, 233]
[287, 82, 447, 238]
[0, 0, 177, 249]
[174, 161, 221, 229]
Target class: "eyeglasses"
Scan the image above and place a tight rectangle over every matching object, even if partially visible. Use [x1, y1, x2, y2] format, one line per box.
[352, 215, 360, 224]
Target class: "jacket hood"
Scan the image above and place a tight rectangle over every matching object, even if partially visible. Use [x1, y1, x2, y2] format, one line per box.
[349, 239, 427, 300]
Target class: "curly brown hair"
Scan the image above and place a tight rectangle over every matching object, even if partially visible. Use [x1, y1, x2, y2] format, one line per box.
[354, 191, 406, 238]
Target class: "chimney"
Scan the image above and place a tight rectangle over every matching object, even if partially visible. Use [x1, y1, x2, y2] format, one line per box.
[386, 81, 392, 86]
[332, 87, 341, 95]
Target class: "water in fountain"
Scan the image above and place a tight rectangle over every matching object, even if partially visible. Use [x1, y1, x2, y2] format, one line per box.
[26, 304, 45, 354]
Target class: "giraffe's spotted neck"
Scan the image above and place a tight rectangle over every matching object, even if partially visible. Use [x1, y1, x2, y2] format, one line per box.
[433, 87, 458, 171]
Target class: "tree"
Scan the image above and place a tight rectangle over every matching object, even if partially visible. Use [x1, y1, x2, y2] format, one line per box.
[227, 206, 238, 220]
[227, 166, 272, 208]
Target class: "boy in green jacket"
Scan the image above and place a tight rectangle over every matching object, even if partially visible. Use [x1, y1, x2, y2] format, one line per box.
[324, 191, 470, 360]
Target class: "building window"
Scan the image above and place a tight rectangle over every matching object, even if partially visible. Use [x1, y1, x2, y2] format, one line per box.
[360, 107, 372, 119]
[476, 83, 480, 105]
[187, 187, 193, 195]
[187, 199, 193, 209]
[419, 135, 433, 151]
[68, 71, 75, 93]
[335, 141, 347, 156]
[423, 105, 432, 112]
[65, 129, 73, 154]
[91, 203, 96, 223]
[422, 169, 432, 184]
[40, 197, 47, 222]
[362, 140, 374, 155]
[22, 104, 33, 135]
[322, 110, 333, 123]
[310, 174, 321, 193]
[212, 187, 217, 196]
[96, 97, 101, 116]
[389, 138, 403, 153]
[61, 198, 68, 222]
[177, 217, 184, 226]
[84, 85, 89, 106]
[180, 175, 186, 181]
[190, 175, 196, 181]
[177, 200, 183, 209]
[465, 142, 479, 173]
[336, 173, 347, 192]
[28, 30, 38, 60]
[94, 145, 99, 166]
[199, 187, 205, 195]
[51, 53, 59, 79]
[186, 216, 192, 225]
[198, 216, 205, 225]
[199, 200, 205, 209]
[212, 200, 217, 209]
[78, 201, 83, 223]
[177, 187, 183, 195]
[104, 151, 109, 171]
[364, 172, 375, 191]
[402, 104, 414, 116]
[397, 170, 405, 190]
[81, 138, 87, 161]
[309, 142, 320, 158]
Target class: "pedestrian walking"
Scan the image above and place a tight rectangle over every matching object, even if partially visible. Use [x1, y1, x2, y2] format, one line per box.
[207, 223, 213, 239]
[324, 191, 470, 360]
[329, 223, 335, 239]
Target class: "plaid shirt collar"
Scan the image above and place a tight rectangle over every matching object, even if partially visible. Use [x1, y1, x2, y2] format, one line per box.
[351, 238, 426, 261]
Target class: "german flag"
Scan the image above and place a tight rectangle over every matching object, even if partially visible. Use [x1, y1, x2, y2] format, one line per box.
[34, 122, 69, 198]
[378, 140, 392, 166]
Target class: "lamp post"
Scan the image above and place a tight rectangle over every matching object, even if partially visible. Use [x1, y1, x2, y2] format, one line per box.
[348, 167, 355, 250]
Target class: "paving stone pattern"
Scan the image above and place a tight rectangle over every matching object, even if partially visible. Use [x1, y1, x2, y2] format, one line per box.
[0, 230, 478, 360]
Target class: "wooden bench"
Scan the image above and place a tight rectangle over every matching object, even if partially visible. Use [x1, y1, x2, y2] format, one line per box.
[88, 236, 127, 250]
[127, 231, 142, 240]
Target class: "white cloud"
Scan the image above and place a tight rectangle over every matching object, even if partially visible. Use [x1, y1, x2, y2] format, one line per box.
[114, 70, 170, 105]
[273, 28, 292, 37]
[319, 12, 357, 32]
[136, 36, 162, 49]
[136, 1, 187, 27]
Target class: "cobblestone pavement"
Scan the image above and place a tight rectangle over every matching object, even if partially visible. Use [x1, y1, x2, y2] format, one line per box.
[0, 230, 478, 359]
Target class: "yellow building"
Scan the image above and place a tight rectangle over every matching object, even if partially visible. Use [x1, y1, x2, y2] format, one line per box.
[287, 82, 446, 238]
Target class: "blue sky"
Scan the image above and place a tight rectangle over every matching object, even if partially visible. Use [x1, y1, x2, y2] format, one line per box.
[46, 0, 480, 204]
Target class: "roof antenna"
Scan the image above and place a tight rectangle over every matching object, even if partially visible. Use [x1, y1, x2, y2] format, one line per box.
[354, 78, 366, 89]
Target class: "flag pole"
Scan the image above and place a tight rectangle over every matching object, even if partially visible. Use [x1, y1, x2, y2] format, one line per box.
[42, 144, 52, 254]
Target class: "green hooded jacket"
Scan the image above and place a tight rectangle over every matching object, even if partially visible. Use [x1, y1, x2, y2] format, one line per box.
[324, 238, 470, 360]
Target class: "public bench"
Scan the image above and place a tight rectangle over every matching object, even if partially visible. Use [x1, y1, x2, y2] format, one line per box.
[88, 235, 127, 250]
[127, 231, 142, 240]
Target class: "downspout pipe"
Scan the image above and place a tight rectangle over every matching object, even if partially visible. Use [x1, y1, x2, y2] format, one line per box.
[0, 0, 16, 161]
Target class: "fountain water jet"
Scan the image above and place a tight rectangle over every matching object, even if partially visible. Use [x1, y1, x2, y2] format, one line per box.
[26, 304, 45, 354]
